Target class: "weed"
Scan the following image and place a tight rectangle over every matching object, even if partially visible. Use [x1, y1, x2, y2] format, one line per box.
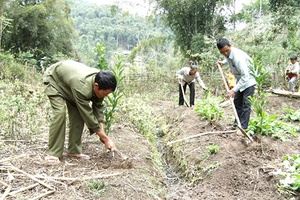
[275, 155, 300, 195]
[207, 144, 219, 155]
[281, 108, 300, 122]
[194, 91, 224, 123]
[86, 180, 106, 195]
[0, 79, 47, 140]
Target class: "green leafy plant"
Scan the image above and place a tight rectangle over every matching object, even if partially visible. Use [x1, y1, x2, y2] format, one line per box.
[207, 144, 219, 155]
[248, 59, 269, 134]
[104, 54, 125, 134]
[96, 42, 108, 70]
[248, 116, 297, 141]
[281, 108, 300, 122]
[276, 155, 300, 194]
[194, 91, 224, 123]
[96, 43, 124, 135]
[86, 180, 106, 195]
[248, 59, 299, 140]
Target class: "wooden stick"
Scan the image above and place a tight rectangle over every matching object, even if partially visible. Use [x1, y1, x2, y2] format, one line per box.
[217, 63, 253, 142]
[0, 154, 27, 163]
[6, 165, 54, 191]
[167, 130, 236, 146]
[31, 190, 55, 200]
[35, 172, 123, 182]
[9, 183, 39, 196]
[0, 185, 12, 200]
[180, 82, 189, 107]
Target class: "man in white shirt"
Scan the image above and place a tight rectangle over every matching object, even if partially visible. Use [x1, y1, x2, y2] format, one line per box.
[285, 54, 299, 92]
[216, 38, 256, 129]
[176, 65, 207, 107]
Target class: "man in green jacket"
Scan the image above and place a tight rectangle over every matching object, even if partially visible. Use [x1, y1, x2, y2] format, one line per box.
[43, 60, 117, 164]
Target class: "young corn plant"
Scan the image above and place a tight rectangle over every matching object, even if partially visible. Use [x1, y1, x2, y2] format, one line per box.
[248, 59, 298, 140]
[248, 58, 269, 135]
[104, 54, 125, 134]
[96, 43, 124, 134]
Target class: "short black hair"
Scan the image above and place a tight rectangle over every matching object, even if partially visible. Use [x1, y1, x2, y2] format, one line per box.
[190, 65, 198, 70]
[217, 38, 231, 50]
[290, 54, 298, 60]
[95, 70, 117, 91]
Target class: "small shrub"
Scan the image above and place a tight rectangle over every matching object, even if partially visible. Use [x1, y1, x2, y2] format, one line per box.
[281, 108, 300, 122]
[275, 155, 300, 194]
[194, 91, 224, 122]
[248, 115, 298, 141]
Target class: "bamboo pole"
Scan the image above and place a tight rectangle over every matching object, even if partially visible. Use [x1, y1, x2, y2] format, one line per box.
[167, 130, 236, 146]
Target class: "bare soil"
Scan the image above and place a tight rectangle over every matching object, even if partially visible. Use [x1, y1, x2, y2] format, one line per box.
[1, 93, 300, 200]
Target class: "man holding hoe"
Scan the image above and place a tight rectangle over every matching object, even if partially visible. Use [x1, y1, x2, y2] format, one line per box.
[216, 38, 256, 130]
[176, 65, 207, 107]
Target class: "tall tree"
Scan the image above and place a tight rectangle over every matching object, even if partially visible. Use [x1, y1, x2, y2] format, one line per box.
[151, 0, 225, 56]
[2, 0, 76, 60]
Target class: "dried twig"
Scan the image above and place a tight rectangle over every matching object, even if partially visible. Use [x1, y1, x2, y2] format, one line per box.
[6, 165, 54, 191]
[8, 183, 39, 196]
[31, 190, 55, 200]
[0, 154, 27, 164]
[0, 180, 9, 187]
[35, 172, 123, 182]
[0, 185, 12, 200]
[167, 130, 236, 146]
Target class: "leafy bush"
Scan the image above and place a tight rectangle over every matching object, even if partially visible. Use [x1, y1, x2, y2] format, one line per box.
[281, 108, 300, 122]
[194, 92, 224, 122]
[248, 59, 299, 140]
[248, 115, 298, 141]
[207, 144, 219, 155]
[0, 79, 48, 140]
[276, 155, 300, 194]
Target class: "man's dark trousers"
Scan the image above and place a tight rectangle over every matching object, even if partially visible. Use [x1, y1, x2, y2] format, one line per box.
[234, 85, 255, 129]
[179, 82, 195, 106]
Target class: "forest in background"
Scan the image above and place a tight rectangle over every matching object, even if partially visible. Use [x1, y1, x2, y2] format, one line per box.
[0, 0, 300, 84]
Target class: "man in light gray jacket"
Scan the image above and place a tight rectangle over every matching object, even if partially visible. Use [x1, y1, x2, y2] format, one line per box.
[176, 65, 207, 107]
[216, 38, 256, 129]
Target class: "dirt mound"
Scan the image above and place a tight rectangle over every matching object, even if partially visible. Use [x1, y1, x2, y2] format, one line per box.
[159, 94, 300, 200]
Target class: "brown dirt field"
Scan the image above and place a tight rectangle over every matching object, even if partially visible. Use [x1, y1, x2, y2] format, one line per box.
[0, 92, 300, 199]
